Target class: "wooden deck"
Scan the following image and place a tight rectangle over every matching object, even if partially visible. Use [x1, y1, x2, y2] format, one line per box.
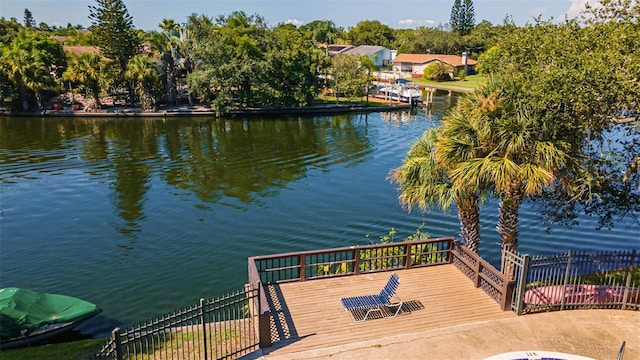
[261, 265, 516, 356]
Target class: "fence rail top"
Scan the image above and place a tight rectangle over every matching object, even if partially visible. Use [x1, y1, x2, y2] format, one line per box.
[247, 236, 456, 261]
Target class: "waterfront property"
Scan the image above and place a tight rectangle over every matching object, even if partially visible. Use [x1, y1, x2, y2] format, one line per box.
[392, 53, 477, 78]
[256, 266, 516, 357]
[95, 236, 638, 359]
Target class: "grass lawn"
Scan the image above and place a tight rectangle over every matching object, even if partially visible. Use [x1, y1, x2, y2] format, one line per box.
[0, 339, 105, 360]
[411, 74, 488, 90]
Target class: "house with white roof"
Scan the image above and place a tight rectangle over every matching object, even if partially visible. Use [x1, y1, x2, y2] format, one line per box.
[339, 45, 394, 68]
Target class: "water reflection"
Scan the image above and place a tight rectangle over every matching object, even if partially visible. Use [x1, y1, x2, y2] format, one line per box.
[1, 114, 375, 231]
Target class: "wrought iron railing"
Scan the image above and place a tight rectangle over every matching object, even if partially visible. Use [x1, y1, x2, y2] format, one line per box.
[505, 249, 639, 315]
[96, 286, 260, 360]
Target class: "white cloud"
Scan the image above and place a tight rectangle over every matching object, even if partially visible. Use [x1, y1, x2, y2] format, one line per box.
[285, 19, 304, 26]
[565, 0, 590, 19]
[397, 19, 437, 28]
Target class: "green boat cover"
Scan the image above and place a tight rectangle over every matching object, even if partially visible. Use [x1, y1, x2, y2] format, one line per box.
[0, 287, 101, 342]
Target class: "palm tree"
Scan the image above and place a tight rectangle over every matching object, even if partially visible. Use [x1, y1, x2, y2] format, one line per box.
[63, 52, 104, 110]
[0, 47, 49, 111]
[390, 111, 483, 253]
[125, 54, 159, 110]
[156, 19, 180, 104]
[445, 76, 572, 255]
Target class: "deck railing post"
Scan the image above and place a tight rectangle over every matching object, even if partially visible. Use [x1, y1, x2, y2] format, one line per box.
[501, 280, 516, 311]
[257, 283, 272, 348]
[200, 298, 208, 360]
[473, 253, 482, 288]
[560, 250, 573, 311]
[112, 327, 122, 360]
[299, 254, 306, 281]
[354, 247, 361, 275]
[448, 240, 455, 264]
[405, 242, 411, 269]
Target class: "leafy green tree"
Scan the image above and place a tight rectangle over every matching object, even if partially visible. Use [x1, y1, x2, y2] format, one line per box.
[63, 52, 104, 110]
[37, 22, 50, 32]
[330, 54, 369, 100]
[89, 0, 140, 103]
[187, 11, 269, 114]
[299, 20, 343, 44]
[479, 3, 640, 229]
[263, 23, 324, 106]
[187, 11, 322, 115]
[402, 26, 463, 54]
[0, 17, 22, 44]
[125, 54, 160, 110]
[346, 20, 395, 48]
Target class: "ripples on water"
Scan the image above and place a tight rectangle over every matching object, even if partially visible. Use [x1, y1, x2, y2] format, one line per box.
[0, 94, 637, 337]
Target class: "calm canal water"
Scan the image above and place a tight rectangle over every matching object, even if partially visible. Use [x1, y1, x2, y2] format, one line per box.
[0, 93, 637, 338]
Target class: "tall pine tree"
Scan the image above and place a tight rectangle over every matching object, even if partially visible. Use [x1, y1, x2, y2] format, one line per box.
[449, 0, 475, 35]
[88, 0, 140, 103]
[449, 0, 462, 33]
[460, 0, 476, 35]
[23, 9, 35, 28]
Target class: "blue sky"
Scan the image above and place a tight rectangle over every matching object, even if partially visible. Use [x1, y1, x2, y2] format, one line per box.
[1, 0, 590, 31]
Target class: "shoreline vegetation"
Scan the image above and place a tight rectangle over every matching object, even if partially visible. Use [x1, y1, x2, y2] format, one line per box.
[0, 79, 479, 119]
[0, 100, 412, 118]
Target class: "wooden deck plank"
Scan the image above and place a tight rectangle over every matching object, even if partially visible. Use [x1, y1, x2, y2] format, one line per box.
[262, 265, 516, 356]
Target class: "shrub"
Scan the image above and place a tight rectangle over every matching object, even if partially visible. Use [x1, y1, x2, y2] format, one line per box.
[423, 62, 452, 82]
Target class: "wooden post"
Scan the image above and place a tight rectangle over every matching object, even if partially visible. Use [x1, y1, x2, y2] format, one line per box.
[257, 283, 272, 348]
[299, 254, 306, 281]
[112, 327, 122, 360]
[259, 312, 272, 348]
[473, 256, 482, 288]
[354, 247, 361, 275]
[501, 280, 516, 311]
[448, 239, 455, 264]
[405, 242, 411, 269]
[200, 298, 208, 360]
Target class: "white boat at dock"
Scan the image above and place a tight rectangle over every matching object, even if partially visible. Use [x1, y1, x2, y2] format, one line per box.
[375, 79, 422, 104]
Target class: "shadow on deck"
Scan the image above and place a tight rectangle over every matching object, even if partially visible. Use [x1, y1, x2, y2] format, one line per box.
[261, 265, 516, 357]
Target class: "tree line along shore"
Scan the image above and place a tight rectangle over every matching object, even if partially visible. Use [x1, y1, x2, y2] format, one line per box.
[3, 0, 508, 117]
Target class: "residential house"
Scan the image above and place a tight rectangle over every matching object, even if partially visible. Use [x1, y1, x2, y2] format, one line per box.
[392, 53, 477, 78]
[318, 44, 354, 57]
[339, 45, 394, 68]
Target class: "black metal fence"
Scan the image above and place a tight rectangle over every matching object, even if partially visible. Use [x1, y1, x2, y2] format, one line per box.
[505, 249, 639, 315]
[96, 285, 260, 360]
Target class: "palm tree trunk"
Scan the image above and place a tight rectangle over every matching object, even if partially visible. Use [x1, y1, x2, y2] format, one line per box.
[34, 89, 43, 111]
[166, 62, 177, 105]
[457, 192, 480, 253]
[498, 179, 523, 277]
[19, 85, 29, 111]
